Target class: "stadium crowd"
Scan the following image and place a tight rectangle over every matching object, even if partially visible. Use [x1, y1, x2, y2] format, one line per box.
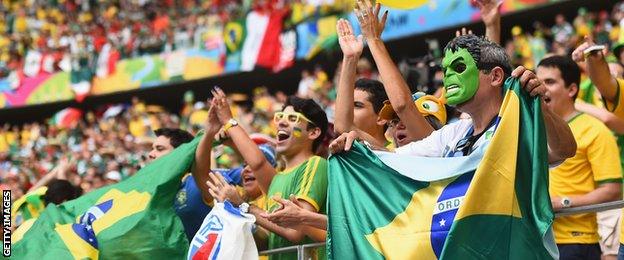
[6, 0, 624, 259]
[0, 0, 350, 79]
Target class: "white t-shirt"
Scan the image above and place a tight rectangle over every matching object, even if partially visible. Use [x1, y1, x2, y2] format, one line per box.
[395, 119, 496, 157]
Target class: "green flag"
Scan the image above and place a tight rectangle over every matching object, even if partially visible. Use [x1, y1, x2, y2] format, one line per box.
[327, 78, 556, 259]
[11, 137, 200, 259]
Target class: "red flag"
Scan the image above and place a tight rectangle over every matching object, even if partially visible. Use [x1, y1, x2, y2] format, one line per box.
[255, 8, 288, 69]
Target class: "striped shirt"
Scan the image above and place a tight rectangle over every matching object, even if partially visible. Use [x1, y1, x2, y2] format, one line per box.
[266, 156, 328, 260]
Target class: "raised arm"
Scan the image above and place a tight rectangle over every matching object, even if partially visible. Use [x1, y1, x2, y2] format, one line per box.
[475, 0, 502, 45]
[190, 101, 223, 203]
[212, 87, 277, 194]
[355, 0, 434, 141]
[334, 19, 364, 133]
[27, 157, 72, 193]
[572, 37, 619, 103]
[575, 102, 624, 134]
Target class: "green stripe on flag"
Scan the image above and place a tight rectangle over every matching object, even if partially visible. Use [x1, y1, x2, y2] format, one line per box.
[328, 78, 556, 259]
[12, 135, 200, 259]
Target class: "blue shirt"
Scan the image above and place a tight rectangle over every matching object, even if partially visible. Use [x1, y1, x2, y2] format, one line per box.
[174, 168, 242, 240]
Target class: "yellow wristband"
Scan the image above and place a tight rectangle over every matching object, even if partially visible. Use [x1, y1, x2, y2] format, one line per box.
[223, 118, 238, 132]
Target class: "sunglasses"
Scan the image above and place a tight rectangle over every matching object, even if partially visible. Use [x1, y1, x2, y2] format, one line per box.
[273, 112, 316, 126]
[452, 135, 480, 156]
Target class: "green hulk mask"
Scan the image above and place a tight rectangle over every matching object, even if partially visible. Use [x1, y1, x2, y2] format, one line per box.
[442, 48, 479, 105]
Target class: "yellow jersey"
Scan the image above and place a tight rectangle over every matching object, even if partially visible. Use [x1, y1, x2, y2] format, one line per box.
[550, 113, 622, 244]
[605, 78, 624, 245]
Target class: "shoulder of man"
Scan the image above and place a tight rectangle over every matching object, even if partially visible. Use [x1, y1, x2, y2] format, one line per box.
[575, 113, 612, 137]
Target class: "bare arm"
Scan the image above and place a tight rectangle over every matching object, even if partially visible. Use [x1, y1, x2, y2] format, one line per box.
[542, 104, 577, 163]
[264, 195, 328, 234]
[552, 183, 622, 211]
[329, 131, 389, 155]
[205, 170, 310, 243]
[27, 157, 72, 192]
[300, 211, 328, 231]
[356, 1, 434, 140]
[576, 102, 624, 134]
[212, 88, 277, 195]
[257, 196, 327, 242]
[55, 158, 70, 181]
[572, 38, 619, 103]
[191, 102, 222, 203]
[475, 0, 502, 45]
[28, 167, 59, 193]
[512, 66, 577, 163]
[250, 205, 306, 243]
[334, 19, 364, 134]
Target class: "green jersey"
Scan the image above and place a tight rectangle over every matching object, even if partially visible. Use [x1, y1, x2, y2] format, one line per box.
[267, 156, 328, 260]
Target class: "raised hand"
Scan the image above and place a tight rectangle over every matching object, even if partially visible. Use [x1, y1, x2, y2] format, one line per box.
[512, 66, 545, 97]
[206, 172, 244, 206]
[355, 0, 388, 40]
[206, 99, 222, 136]
[337, 19, 364, 59]
[210, 87, 234, 125]
[455, 27, 473, 37]
[474, 0, 502, 26]
[571, 36, 605, 63]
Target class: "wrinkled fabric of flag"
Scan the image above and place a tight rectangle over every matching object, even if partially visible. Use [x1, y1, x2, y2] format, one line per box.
[327, 78, 557, 260]
[11, 136, 202, 259]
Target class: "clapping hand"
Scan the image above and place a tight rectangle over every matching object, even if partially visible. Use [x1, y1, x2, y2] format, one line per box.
[210, 87, 234, 125]
[206, 172, 244, 206]
[261, 194, 306, 229]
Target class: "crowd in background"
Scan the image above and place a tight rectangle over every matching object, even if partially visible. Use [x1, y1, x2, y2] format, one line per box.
[0, 0, 352, 79]
[2, 1, 624, 203]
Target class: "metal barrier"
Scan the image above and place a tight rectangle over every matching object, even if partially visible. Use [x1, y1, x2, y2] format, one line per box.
[260, 201, 624, 259]
[259, 242, 325, 260]
[555, 200, 624, 217]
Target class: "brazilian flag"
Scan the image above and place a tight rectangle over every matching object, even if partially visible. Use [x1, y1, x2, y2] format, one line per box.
[327, 78, 557, 259]
[223, 19, 246, 72]
[11, 137, 201, 259]
[12, 186, 47, 226]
